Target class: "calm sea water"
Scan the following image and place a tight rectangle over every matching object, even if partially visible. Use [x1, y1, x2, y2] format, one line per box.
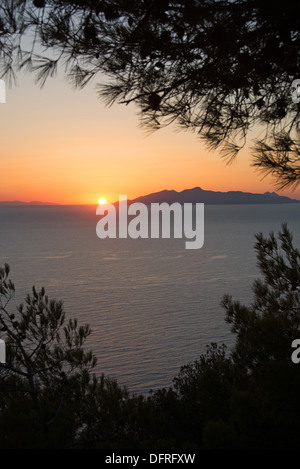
[0, 203, 299, 394]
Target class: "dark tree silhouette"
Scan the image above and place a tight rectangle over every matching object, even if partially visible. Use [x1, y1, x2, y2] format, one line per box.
[172, 224, 300, 448]
[0, 1, 299, 186]
[0, 263, 97, 446]
[0, 263, 142, 449]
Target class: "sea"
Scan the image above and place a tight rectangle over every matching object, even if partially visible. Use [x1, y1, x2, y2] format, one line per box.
[0, 203, 299, 395]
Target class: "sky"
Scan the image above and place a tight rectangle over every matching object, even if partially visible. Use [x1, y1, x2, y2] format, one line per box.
[1, 72, 300, 205]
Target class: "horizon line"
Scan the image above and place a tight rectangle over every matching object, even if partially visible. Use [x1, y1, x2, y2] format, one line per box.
[1, 185, 300, 205]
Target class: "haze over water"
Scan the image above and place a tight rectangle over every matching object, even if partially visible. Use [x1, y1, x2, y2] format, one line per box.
[0, 203, 299, 394]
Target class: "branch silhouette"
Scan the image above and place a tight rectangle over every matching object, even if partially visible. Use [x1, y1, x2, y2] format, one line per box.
[0, 0, 299, 188]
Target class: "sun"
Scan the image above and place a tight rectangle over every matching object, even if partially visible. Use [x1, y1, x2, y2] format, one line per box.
[98, 197, 107, 205]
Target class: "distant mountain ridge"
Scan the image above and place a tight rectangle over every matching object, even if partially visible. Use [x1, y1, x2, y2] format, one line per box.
[0, 201, 58, 205]
[123, 187, 300, 205]
[1, 188, 299, 206]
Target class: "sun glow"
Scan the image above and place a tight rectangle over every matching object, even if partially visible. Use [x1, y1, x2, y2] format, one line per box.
[98, 197, 107, 205]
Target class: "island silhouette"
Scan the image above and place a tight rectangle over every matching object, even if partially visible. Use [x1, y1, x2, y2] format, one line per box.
[114, 187, 300, 206]
[1, 188, 299, 206]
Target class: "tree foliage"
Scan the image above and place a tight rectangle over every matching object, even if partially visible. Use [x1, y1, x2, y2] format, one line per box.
[0, 264, 131, 448]
[173, 224, 300, 448]
[223, 223, 300, 371]
[0, 0, 299, 188]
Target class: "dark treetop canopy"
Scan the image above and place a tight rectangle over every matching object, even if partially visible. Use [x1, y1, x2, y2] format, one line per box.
[1, 0, 299, 188]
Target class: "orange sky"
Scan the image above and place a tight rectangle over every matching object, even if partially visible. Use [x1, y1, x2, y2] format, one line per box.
[1, 73, 299, 204]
